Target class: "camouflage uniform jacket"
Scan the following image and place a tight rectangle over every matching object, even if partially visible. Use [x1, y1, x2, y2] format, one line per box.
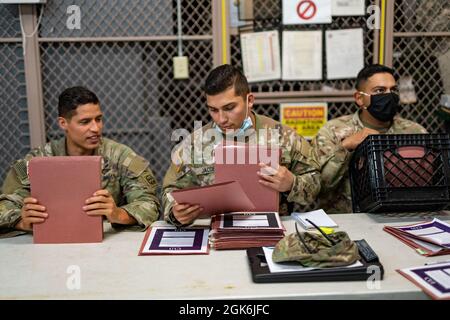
[0, 137, 160, 236]
[163, 112, 321, 226]
[311, 111, 428, 213]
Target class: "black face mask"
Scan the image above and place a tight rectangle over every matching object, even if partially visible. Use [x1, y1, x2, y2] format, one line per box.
[367, 92, 400, 122]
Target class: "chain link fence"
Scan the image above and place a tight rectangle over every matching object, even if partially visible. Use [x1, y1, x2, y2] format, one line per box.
[393, 0, 450, 133]
[0, 4, 29, 186]
[37, 0, 212, 187]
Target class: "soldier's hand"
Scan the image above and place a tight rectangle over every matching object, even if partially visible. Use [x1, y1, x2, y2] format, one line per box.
[341, 128, 379, 151]
[16, 197, 47, 231]
[257, 163, 294, 193]
[172, 203, 203, 225]
[83, 189, 136, 225]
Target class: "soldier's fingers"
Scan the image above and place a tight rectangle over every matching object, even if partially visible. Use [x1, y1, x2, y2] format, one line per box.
[83, 203, 109, 211]
[182, 204, 201, 216]
[174, 203, 191, 211]
[179, 207, 203, 223]
[257, 171, 278, 182]
[259, 179, 281, 191]
[189, 208, 203, 219]
[24, 217, 46, 224]
[24, 203, 46, 212]
[85, 196, 109, 205]
[85, 210, 106, 216]
[23, 197, 39, 204]
[93, 189, 110, 197]
[23, 210, 48, 218]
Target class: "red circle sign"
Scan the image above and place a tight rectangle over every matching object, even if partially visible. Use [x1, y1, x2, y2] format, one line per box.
[297, 0, 317, 20]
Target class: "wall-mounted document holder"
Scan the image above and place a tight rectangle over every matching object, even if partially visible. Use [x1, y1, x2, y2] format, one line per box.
[247, 241, 384, 283]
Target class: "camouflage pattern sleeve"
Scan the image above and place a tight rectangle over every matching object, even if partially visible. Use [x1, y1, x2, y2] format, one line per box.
[161, 137, 207, 226]
[0, 160, 31, 235]
[310, 124, 353, 193]
[162, 159, 199, 227]
[118, 155, 161, 230]
[284, 130, 321, 206]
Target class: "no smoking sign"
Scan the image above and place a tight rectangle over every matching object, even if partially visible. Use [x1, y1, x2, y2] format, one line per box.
[283, 0, 332, 25]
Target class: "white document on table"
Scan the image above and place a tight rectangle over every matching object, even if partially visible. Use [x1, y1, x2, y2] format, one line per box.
[325, 28, 364, 80]
[282, 30, 322, 81]
[291, 209, 338, 230]
[331, 0, 365, 16]
[241, 30, 281, 82]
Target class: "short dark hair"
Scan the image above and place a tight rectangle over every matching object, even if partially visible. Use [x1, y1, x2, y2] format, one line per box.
[58, 86, 99, 118]
[355, 64, 396, 90]
[203, 64, 249, 99]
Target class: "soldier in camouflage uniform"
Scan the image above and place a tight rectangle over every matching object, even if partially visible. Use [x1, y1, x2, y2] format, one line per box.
[0, 87, 160, 237]
[311, 65, 427, 213]
[163, 65, 321, 226]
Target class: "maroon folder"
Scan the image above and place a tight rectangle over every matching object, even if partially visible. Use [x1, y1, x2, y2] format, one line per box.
[170, 181, 256, 217]
[29, 156, 103, 244]
[214, 143, 280, 212]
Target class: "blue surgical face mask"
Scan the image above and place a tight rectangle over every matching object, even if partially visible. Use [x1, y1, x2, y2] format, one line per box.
[214, 95, 253, 136]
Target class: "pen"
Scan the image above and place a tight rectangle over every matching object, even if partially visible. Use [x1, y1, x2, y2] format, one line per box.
[424, 259, 450, 266]
[305, 218, 337, 245]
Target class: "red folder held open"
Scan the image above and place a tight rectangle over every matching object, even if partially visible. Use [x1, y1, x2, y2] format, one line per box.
[29, 156, 103, 244]
[214, 143, 280, 212]
[169, 181, 255, 217]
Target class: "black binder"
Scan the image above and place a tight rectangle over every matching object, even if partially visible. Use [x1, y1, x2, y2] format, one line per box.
[247, 241, 384, 283]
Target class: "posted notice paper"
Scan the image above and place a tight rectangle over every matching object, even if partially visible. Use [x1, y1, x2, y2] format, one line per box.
[325, 28, 364, 80]
[331, 0, 365, 16]
[241, 30, 281, 82]
[282, 30, 323, 81]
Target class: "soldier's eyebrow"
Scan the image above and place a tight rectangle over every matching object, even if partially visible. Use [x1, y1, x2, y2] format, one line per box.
[372, 86, 387, 90]
[207, 102, 236, 110]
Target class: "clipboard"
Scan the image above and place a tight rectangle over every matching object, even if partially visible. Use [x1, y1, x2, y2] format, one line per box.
[247, 241, 384, 283]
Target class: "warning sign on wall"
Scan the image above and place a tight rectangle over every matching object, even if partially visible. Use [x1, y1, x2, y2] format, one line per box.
[280, 102, 328, 140]
[282, 0, 332, 25]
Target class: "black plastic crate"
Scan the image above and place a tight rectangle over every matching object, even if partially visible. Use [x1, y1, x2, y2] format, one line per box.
[349, 134, 450, 213]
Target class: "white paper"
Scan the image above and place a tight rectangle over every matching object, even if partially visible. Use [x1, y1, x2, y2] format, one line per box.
[220, 212, 283, 230]
[291, 209, 338, 229]
[408, 227, 443, 236]
[282, 30, 322, 80]
[283, 0, 332, 25]
[409, 237, 447, 253]
[422, 233, 450, 246]
[160, 236, 195, 247]
[331, 0, 365, 16]
[241, 30, 281, 82]
[425, 270, 450, 289]
[233, 218, 270, 227]
[263, 247, 362, 273]
[326, 28, 364, 79]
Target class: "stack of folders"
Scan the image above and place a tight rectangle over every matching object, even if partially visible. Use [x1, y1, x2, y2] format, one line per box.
[384, 218, 450, 256]
[210, 212, 285, 250]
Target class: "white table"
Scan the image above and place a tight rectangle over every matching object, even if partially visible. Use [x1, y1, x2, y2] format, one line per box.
[1, 213, 448, 300]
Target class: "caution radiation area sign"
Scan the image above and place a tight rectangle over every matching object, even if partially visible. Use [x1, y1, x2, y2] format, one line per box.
[280, 103, 328, 140]
[282, 0, 332, 25]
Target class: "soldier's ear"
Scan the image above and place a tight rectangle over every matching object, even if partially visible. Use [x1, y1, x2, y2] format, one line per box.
[247, 93, 255, 110]
[58, 117, 68, 131]
[354, 91, 365, 109]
